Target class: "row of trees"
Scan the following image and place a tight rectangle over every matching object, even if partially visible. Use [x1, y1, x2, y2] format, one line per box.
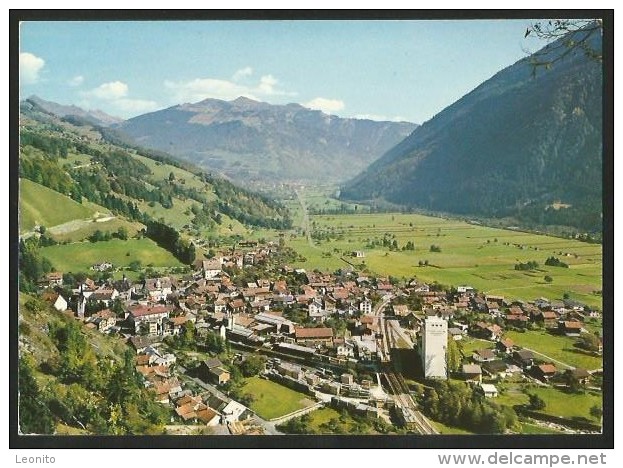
[514, 260, 539, 271]
[545, 256, 569, 268]
[88, 227, 129, 243]
[145, 220, 196, 265]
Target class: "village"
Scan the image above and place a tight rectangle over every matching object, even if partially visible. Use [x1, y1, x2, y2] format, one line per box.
[37, 239, 604, 435]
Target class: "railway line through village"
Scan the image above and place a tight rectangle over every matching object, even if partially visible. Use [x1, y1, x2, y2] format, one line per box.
[374, 297, 438, 434]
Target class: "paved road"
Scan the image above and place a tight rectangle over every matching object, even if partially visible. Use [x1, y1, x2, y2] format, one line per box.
[20, 213, 116, 239]
[295, 189, 316, 248]
[269, 401, 324, 425]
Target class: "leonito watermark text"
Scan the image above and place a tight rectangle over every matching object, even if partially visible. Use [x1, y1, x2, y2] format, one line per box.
[15, 455, 55, 464]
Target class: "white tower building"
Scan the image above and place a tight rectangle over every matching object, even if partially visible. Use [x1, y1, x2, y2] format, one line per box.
[421, 315, 448, 379]
[76, 284, 86, 319]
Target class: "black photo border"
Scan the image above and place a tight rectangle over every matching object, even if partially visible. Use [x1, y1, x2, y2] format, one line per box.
[9, 8, 615, 450]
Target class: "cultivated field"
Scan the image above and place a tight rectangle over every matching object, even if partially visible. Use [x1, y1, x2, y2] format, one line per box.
[40, 238, 183, 273]
[287, 211, 603, 309]
[241, 376, 315, 420]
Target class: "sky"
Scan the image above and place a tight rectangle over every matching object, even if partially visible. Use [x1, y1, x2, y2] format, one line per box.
[19, 19, 549, 124]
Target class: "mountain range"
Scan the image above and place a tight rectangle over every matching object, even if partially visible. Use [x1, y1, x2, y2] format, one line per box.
[113, 97, 416, 185]
[19, 99, 291, 242]
[25, 95, 124, 127]
[340, 32, 603, 232]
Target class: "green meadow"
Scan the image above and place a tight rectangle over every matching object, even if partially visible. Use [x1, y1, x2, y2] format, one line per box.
[40, 238, 183, 273]
[287, 211, 602, 309]
[504, 330, 602, 370]
[495, 385, 602, 423]
[241, 376, 314, 420]
[19, 178, 98, 232]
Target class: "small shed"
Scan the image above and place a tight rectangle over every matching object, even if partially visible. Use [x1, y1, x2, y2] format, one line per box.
[479, 383, 499, 398]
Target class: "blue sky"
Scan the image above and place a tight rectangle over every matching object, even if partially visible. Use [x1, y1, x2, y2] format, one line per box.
[19, 20, 548, 123]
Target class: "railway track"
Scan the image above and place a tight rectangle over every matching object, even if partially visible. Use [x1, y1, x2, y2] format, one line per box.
[379, 319, 438, 435]
[380, 369, 437, 434]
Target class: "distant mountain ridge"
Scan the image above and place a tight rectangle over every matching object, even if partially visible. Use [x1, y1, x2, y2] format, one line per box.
[25, 95, 124, 127]
[114, 97, 417, 185]
[340, 32, 603, 233]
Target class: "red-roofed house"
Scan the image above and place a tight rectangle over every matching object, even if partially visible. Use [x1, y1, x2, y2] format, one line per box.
[558, 320, 583, 337]
[535, 363, 557, 381]
[89, 308, 117, 332]
[536, 311, 559, 329]
[127, 304, 173, 334]
[496, 338, 515, 354]
[294, 327, 334, 346]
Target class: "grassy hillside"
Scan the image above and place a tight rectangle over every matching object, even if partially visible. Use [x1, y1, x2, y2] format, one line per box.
[131, 153, 217, 194]
[40, 237, 183, 273]
[19, 292, 128, 365]
[19, 178, 98, 232]
[19, 103, 291, 244]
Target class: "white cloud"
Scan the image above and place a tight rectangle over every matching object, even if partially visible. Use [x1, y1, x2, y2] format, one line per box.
[165, 78, 257, 103]
[20, 52, 45, 84]
[80, 80, 158, 117]
[86, 81, 128, 100]
[165, 73, 296, 104]
[68, 75, 84, 87]
[232, 66, 253, 81]
[304, 97, 345, 114]
[258, 74, 279, 95]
